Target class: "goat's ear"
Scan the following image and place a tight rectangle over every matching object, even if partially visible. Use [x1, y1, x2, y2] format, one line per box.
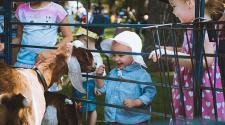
[67, 56, 86, 93]
[71, 46, 78, 57]
[71, 40, 86, 57]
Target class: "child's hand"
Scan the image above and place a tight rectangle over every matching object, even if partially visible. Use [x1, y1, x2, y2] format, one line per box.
[149, 48, 175, 62]
[94, 87, 102, 96]
[96, 65, 105, 76]
[123, 99, 143, 108]
[0, 43, 4, 52]
[149, 49, 165, 62]
[123, 99, 135, 108]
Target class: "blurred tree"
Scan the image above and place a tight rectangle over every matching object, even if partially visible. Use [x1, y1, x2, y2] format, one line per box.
[124, 0, 149, 19]
[86, 0, 182, 61]
[124, 0, 183, 70]
[108, 0, 115, 15]
[143, 0, 177, 52]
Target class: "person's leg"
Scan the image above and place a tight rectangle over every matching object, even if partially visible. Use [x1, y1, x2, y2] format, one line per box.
[88, 110, 97, 125]
[86, 80, 97, 125]
[78, 112, 84, 125]
[73, 81, 87, 125]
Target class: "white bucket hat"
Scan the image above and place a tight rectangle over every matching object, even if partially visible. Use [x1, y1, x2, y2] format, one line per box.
[100, 31, 147, 67]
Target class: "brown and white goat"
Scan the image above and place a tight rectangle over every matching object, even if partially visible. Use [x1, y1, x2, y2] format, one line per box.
[0, 42, 95, 125]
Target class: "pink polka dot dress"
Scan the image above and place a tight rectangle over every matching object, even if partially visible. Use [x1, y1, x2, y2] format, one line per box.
[172, 30, 225, 121]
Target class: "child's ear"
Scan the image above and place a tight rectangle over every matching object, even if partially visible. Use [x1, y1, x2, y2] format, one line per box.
[186, 0, 194, 9]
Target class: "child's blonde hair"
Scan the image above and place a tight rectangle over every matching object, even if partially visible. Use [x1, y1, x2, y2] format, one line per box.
[205, 0, 224, 20]
[181, 0, 224, 20]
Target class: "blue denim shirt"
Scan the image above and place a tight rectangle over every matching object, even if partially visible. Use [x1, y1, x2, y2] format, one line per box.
[98, 63, 156, 124]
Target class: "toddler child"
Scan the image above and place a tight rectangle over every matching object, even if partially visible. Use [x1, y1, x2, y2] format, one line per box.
[96, 31, 156, 125]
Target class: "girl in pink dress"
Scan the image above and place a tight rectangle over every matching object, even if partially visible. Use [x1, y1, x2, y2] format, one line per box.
[149, 0, 225, 122]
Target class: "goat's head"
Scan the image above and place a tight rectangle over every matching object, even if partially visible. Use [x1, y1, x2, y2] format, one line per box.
[71, 47, 95, 72]
[35, 42, 95, 93]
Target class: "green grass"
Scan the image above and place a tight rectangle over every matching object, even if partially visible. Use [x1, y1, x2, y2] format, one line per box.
[148, 72, 173, 123]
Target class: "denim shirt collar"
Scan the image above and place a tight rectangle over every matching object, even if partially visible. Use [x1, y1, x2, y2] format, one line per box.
[115, 63, 141, 78]
[117, 62, 141, 71]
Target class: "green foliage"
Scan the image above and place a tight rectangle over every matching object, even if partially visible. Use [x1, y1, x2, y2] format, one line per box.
[104, 28, 115, 39]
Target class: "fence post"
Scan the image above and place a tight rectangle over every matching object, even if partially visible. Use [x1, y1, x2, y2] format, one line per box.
[3, 0, 12, 65]
[193, 0, 205, 119]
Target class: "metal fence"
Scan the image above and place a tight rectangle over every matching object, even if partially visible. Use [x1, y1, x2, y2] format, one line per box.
[0, 0, 225, 125]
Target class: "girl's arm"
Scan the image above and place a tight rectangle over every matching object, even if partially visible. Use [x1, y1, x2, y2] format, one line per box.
[150, 33, 215, 69]
[149, 45, 183, 62]
[171, 32, 215, 69]
[59, 16, 73, 44]
[157, 45, 182, 52]
[201, 32, 215, 68]
[12, 23, 23, 44]
[149, 47, 189, 65]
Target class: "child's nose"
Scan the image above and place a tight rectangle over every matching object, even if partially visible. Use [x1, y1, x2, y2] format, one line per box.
[113, 57, 119, 62]
[114, 56, 120, 62]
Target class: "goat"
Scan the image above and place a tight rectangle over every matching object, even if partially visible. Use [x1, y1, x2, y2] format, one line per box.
[42, 91, 78, 125]
[0, 42, 94, 125]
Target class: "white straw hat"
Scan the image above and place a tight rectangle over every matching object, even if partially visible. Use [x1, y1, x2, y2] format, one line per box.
[100, 31, 147, 67]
